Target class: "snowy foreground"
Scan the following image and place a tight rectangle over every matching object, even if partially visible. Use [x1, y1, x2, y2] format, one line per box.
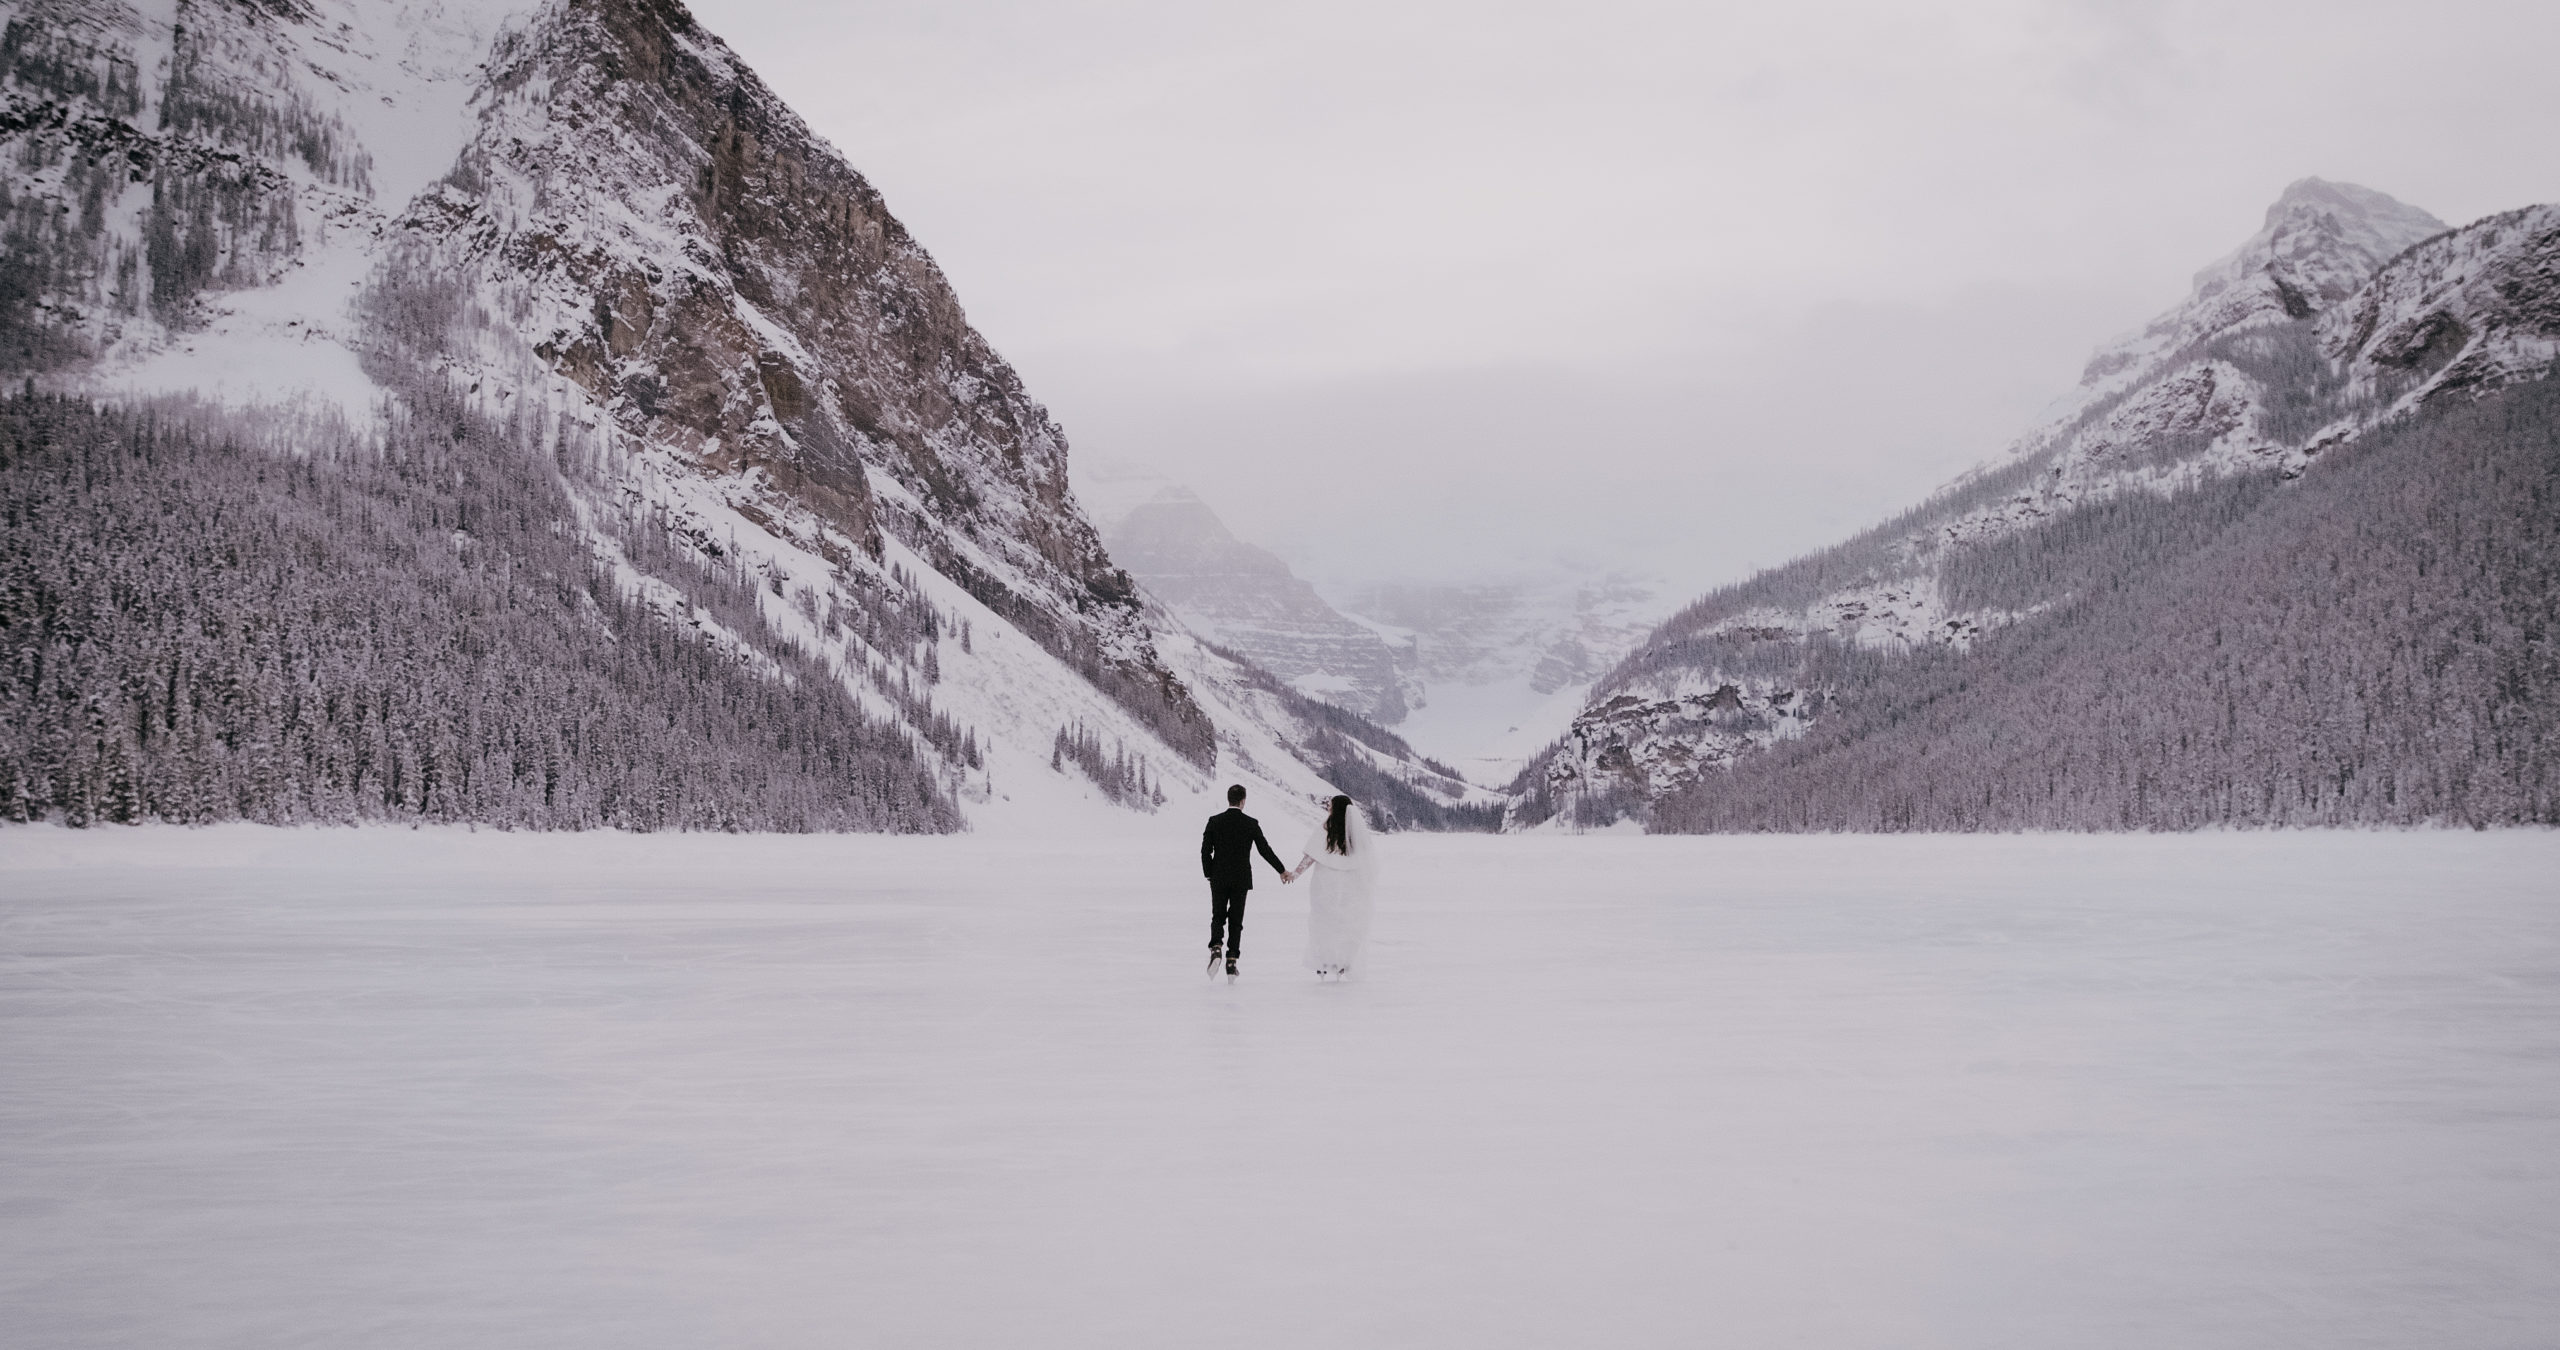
[3, 827, 2556, 1349]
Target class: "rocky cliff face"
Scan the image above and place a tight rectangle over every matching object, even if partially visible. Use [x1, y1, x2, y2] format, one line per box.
[0, 0, 1476, 828]
[1524, 178, 2559, 828]
[2320, 202, 2560, 408]
[385, 0, 1211, 766]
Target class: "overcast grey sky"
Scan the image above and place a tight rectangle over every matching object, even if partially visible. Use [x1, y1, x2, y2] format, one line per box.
[689, 0, 2560, 592]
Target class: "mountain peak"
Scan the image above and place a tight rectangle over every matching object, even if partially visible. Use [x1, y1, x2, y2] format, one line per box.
[2263, 176, 2434, 230]
[2197, 177, 2446, 310]
[2071, 178, 2447, 398]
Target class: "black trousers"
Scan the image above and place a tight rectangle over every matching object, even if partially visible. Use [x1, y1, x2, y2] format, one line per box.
[1208, 881, 1250, 956]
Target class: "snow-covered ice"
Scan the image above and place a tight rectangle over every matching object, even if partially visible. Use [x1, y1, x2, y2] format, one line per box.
[3, 826, 2556, 1348]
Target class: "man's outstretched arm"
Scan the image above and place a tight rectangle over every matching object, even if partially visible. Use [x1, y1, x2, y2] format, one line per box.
[1253, 825, 1287, 875]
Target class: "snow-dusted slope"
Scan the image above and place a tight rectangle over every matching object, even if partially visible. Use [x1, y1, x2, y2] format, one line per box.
[2066, 178, 2446, 413]
[0, 0, 529, 412]
[1524, 178, 2558, 827]
[1951, 178, 2450, 536]
[2321, 202, 2560, 413]
[384, 0, 1218, 770]
[0, 0, 1473, 831]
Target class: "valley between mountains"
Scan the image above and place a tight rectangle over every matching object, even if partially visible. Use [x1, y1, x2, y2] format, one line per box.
[1, 0, 2552, 833]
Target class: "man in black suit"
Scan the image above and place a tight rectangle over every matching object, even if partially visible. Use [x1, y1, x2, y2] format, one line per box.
[1201, 783, 1289, 978]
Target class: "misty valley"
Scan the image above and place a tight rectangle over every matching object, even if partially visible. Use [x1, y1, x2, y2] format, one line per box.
[2, 1, 2556, 1346]
[0, 0, 2552, 836]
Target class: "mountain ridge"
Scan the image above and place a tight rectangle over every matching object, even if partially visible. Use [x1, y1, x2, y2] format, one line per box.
[1519, 177, 2560, 830]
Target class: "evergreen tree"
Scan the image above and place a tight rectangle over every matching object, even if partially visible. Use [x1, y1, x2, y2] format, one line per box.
[0, 390, 963, 832]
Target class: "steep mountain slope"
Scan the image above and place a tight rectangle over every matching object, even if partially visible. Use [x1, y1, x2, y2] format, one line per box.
[378, 0, 1210, 766]
[1653, 375, 2560, 830]
[1522, 180, 2560, 829]
[2073, 178, 2447, 405]
[0, 0, 1472, 831]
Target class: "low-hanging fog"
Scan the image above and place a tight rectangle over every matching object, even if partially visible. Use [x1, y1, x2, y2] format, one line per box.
[689, 0, 2560, 593]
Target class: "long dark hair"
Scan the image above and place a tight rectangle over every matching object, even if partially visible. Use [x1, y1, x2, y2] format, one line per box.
[1324, 795, 1353, 854]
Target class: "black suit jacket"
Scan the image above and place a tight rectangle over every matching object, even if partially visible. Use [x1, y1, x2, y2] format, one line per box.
[1202, 808, 1287, 891]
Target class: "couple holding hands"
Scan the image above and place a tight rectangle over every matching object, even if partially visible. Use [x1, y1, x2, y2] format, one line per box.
[1199, 785, 1379, 982]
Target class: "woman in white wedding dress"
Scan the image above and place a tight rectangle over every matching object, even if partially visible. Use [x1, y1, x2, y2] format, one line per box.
[1285, 795, 1379, 981]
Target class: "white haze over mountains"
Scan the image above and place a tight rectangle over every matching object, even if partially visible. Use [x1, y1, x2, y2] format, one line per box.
[1076, 452, 1674, 780]
[690, 0, 2560, 590]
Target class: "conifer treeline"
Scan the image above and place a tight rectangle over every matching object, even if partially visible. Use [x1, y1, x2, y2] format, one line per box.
[1652, 375, 2560, 831]
[1, 13, 369, 361]
[0, 389, 961, 831]
[1050, 721, 1162, 810]
[1205, 642, 1502, 832]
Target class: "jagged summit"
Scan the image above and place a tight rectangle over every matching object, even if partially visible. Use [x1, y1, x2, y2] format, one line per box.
[2196, 177, 2446, 312]
[2077, 178, 2445, 395]
[2264, 177, 2442, 236]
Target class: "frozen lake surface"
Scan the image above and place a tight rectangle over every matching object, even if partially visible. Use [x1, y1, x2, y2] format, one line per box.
[3, 826, 2557, 1348]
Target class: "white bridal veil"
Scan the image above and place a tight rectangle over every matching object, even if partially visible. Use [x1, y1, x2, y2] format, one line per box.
[1301, 803, 1380, 974]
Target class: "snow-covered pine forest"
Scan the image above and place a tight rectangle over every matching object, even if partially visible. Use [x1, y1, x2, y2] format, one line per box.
[0, 0, 1499, 834]
[0, 385, 961, 830]
[1643, 376, 2560, 830]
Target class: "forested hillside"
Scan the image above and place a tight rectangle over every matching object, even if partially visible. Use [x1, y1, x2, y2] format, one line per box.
[0, 0, 1516, 833]
[1200, 646, 1502, 832]
[0, 388, 959, 831]
[1649, 374, 2560, 830]
[1518, 181, 2560, 833]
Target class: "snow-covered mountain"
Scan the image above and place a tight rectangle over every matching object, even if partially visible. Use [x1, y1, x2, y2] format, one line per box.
[0, 0, 1491, 831]
[1083, 478, 1415, 724]
[1524, 178, 2560, 829]
[2071, 178, 2447, 407]
[1073, 453, 1667, 783]
[1331, 570, 1670, 783]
